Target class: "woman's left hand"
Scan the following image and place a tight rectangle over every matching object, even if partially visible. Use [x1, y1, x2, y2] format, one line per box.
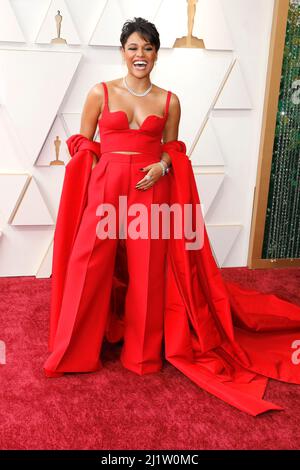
[135, 162, 165, 191]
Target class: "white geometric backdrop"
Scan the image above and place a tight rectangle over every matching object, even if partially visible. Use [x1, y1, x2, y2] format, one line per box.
[0, 0, 275, 277]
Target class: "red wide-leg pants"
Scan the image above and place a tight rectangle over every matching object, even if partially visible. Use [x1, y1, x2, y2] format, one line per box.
[44, 151, 171, 375]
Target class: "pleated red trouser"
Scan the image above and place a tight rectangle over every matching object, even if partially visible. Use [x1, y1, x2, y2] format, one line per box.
[44, 151, 171, 375]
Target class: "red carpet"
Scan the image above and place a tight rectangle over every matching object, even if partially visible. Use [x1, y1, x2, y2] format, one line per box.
[0, 267, 300, 450]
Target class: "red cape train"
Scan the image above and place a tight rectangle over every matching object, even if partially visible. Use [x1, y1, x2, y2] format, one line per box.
[48, 134, 300, 416]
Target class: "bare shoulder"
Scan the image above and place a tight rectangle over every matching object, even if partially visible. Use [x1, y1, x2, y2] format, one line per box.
[162, 87, 181, 121]
[106, 78, 122, 90]
[153, 84, 180, 117]
[92, 79, 117, 97]
[155, 84, 180, 109]
[83, 82, 105, 116]
[89, 82, 104, 99]
[169, 92, 180, 114]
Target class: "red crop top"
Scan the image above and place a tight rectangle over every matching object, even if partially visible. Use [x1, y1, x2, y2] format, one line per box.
[98, 82, 172, 155]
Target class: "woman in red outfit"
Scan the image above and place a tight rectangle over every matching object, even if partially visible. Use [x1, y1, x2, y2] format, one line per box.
[44, 17, 180, 376]
[44, 17, 300, 416]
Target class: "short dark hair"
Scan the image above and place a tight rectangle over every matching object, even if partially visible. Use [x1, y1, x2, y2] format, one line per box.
[120, 17, 160, 52]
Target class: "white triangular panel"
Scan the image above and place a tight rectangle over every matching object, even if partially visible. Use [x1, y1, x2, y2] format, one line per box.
[191, 119, 225, 166]
[0, 226, 54, 276]
[156, 48, 233, 151]
[0, 49, 82, 166]
[89, 0, 161, 46]
[35, 0, 81, 45]
[194, 173, 225, 217]
[0, 106, 26, 170]
[214, 61, 252, 109]
[36, 116, 70, 166]
[154, 0, 233, 50]
[152, 0, 189, 49]
[206, 224, 242, 267]
[0, 173, 30, 224]
[31, 166, 66, 223]
[0, 0, 25, 43]
[36, 235, 54, 278]
[62, 111, 99, 142]
[61, 112, 81, 136]
[198, 0, 234, 51]
[10, 178, 54, 226]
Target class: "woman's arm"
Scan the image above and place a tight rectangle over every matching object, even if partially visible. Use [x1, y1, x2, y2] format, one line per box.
[161, 92, 181, 167]
[79, 84, 103, 167]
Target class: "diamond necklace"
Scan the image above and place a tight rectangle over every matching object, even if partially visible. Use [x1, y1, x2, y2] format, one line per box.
[122, 76, 152, 97]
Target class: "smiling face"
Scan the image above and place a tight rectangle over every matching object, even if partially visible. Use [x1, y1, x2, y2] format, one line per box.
[121, 31, 158, 78]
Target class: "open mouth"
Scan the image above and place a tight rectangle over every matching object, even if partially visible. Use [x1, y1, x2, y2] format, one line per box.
[133, 61, 148, 70]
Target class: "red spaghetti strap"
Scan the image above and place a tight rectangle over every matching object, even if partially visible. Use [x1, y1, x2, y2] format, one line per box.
[165, 90, 172, 117]
[101, 82, 108, 110]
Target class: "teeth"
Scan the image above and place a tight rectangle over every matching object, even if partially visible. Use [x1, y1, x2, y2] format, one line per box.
[133, 61, 147, 66]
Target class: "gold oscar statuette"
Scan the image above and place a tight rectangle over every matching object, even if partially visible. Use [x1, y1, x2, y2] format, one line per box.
[50, 136, 65, 166]
[51, 10, 67, 44]
[173, 0, 205, 48]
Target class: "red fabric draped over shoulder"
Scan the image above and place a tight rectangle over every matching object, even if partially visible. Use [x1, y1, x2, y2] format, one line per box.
[48, 134, 300, 416]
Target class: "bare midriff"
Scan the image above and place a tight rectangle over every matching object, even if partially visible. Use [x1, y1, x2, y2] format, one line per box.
[109, 151, 142, 154]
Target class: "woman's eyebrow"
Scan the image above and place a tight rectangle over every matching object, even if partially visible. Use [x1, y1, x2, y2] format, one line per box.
[127, 42, 151, 46]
